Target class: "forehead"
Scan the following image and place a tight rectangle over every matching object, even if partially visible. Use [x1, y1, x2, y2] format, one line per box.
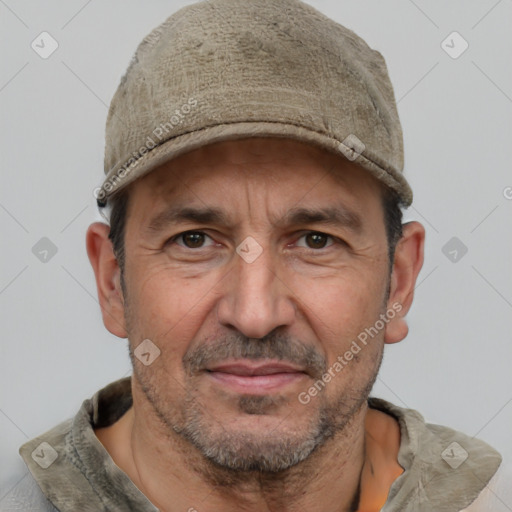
[135, 138, 381, 198]
[124, 138, 386, 230]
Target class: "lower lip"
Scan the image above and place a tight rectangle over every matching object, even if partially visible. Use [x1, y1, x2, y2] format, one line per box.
[207, 371, 306, 393]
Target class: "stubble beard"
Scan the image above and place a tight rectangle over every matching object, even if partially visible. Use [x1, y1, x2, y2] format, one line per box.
[129, 330, 383, 479]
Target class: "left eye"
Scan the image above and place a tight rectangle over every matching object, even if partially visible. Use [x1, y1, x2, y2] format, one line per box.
[296, 232, 334, 249]
[173, 231, 215, 248]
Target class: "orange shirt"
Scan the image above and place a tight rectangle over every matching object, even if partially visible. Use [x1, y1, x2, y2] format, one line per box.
[357, 408, 404, 511]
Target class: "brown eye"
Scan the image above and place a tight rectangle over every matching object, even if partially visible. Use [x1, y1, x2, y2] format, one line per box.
[304, 232, 330, 249]
[180, 232, 207, 248]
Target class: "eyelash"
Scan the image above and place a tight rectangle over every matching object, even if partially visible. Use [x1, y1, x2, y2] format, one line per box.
[168, 230, 342, 251]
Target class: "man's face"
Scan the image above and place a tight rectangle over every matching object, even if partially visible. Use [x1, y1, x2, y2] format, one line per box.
[121, 137, 392, 472]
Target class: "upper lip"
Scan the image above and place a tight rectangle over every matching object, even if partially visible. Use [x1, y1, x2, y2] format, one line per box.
[206, 360, 306, 376]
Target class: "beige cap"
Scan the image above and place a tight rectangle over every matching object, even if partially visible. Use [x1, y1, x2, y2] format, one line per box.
[97, 0, 412, 206]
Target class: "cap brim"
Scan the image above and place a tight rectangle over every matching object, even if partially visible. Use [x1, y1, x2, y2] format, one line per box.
[98, 121, 413, 207]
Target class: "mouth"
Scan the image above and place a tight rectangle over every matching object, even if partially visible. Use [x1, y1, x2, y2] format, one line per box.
[205, 360, 308, 394]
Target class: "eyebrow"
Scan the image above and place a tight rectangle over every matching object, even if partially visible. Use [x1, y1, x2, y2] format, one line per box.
[279, 206, 363, 234]
[145, 205, 230, 234]
[144, 204, 363, 235]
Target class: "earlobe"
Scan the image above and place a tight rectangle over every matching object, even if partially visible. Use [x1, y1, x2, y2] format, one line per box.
[86, 222, 128, 338]
[384, 221, 425, 345]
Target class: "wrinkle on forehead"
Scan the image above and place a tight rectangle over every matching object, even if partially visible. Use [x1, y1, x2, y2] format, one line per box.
[142, 137, 361, 187]
[128, 138, 384, 235]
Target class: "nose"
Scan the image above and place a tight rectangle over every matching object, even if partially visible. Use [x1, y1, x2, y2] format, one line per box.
[216, 247, 296, 339]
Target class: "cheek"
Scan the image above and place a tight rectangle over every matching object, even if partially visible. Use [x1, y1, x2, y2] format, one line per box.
[294, 271, 388, 357]
[300, 269, 386, 320]
[124, 261, 223, 343]
[125, 267, 221, 388]
[302, 277, 386, 404]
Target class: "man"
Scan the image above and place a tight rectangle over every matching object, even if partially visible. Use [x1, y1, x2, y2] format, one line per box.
[5, 0, 510, 510]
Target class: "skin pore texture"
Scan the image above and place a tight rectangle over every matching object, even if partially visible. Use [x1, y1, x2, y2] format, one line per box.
[87, 138, 424, 512]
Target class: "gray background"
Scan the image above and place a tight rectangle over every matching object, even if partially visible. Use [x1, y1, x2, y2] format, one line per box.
[1, 0, 511, 503]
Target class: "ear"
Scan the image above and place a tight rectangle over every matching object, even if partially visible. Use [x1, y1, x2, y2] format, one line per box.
[384, 221, 425, 345]
[86, 222, 127, 338]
